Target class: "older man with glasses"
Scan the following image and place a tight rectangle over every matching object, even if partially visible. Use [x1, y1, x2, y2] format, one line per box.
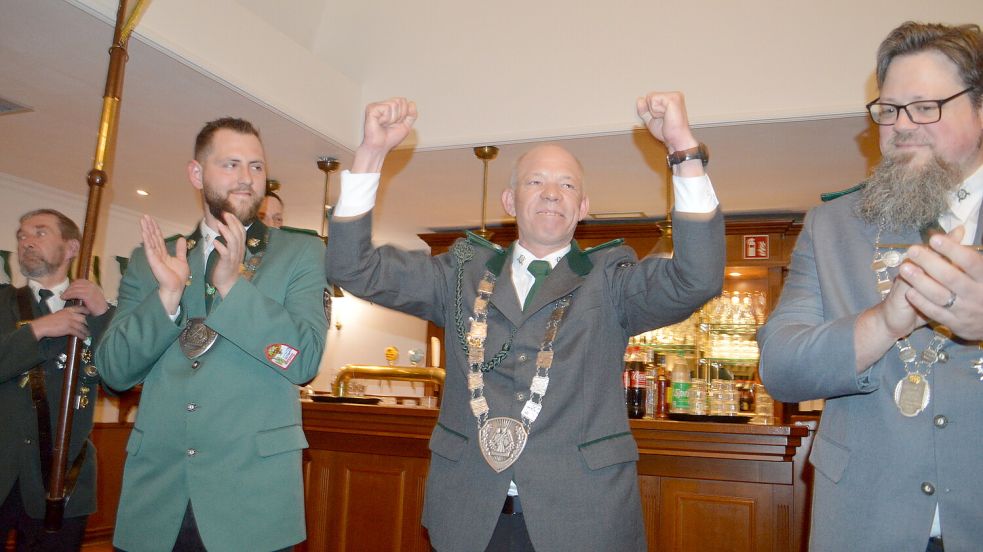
[759, 21, 983, 552]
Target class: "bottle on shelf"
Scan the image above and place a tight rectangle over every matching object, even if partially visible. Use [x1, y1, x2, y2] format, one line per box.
[624, 345, 646, 419]
[669, 362, 691, 413]
[654, 364, 670, 419]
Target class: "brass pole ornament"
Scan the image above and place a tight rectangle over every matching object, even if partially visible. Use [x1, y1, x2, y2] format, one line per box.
[316, 156, 340, 237]
[473, 146, 499, 240]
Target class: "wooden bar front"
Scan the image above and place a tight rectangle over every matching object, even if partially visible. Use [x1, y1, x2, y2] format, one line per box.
[299, 402, 813, 552]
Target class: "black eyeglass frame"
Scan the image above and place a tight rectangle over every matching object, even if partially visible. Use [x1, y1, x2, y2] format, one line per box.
[865, 87, 974, 126]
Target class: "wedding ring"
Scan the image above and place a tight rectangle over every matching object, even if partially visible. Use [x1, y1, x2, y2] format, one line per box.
[942, 291, 957, 309]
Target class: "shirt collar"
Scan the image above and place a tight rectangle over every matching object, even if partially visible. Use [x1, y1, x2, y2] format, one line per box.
[512, 242, 570, 272]
[199, 219, 221, 247]
[948, 164, 983, 224]
[28, 278, 70, 303]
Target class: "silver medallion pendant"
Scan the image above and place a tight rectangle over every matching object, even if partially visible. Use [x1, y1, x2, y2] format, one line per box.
[894, 373, 930, 417]
[479, 417, 528, 473]
[180, 317, 219, 360]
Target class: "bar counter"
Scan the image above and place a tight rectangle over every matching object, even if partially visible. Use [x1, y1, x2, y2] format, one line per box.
[299, 401, 814, 552]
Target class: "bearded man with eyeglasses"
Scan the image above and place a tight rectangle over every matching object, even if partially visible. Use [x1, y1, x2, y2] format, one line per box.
[759, 21, 983, 552]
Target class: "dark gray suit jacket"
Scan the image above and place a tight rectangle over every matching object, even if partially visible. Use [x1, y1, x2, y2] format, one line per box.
[759, 191, 983, 550]
[0, 284, 112, 519]
[326, 210, 724, 552]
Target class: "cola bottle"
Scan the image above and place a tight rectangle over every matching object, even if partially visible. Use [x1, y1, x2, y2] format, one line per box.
[624, 346, 647, 419]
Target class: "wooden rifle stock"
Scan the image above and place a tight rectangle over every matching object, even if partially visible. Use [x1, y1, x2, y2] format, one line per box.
[45, 0, 150, 531]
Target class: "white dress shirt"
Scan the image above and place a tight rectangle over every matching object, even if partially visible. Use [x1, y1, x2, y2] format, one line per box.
[28, 278, 70, 313]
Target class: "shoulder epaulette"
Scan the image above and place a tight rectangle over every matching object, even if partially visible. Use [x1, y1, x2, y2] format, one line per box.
[164, 234, 182, 242]
[279, 225, 321, 237]
[583, 238, 625, 254]
[820, 182, 866, 202]
[466, 231, 505, 253]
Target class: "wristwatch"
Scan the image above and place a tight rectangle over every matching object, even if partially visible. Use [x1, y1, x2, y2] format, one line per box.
[666, 143, 709, 168]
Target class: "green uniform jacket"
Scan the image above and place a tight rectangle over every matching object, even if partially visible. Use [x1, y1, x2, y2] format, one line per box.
[95, 222, 327, 552]
[0, 284, 113, 519]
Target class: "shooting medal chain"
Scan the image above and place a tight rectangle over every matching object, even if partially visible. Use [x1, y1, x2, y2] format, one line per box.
[180, 229, 270, 360]
[454, 241, 573, 472]
[873, 225, 948, 417]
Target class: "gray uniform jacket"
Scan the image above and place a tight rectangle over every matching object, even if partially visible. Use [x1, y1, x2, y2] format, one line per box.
[325, 210, 724, 552]
[758, 191, 983, 551]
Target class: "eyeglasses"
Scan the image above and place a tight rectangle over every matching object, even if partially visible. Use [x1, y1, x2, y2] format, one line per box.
[866, 88, 973, 126]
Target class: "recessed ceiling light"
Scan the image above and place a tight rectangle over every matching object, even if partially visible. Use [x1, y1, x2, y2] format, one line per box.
[136, 189, 150, 196]
[728, 271, 743, 277]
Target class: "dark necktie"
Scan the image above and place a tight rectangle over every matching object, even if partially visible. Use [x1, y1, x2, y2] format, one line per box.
[204, 236, 226, 312]
[37, 288, 53, 315]
[523, 260, 552, 311]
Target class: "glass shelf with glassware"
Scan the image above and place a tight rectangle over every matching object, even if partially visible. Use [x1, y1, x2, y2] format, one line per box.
[627, 290, 774, 422]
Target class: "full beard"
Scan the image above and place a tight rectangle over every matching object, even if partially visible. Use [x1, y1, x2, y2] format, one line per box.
[856, 151, 962, 233]
[18, 247, 63, 280]
[204, 185, 261, 225]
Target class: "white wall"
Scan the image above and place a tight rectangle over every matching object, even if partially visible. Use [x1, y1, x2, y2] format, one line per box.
[312, 294, 429, 395]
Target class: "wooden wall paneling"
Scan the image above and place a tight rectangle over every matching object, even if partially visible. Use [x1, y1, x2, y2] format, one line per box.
[659, 477, 774, 552]
[87, 422, 132, 543]
[639, 474, 661, 548]
[301, 449, 333, 552]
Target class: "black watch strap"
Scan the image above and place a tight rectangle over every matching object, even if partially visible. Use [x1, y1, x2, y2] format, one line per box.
[666, 143, 709, 168]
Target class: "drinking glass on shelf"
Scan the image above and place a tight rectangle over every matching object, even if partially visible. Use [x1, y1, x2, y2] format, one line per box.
[688, 380, 708, 415]
[751, 383, 775, 424]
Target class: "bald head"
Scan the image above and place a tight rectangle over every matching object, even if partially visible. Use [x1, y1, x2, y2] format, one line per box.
[502, 143, 589, 257]
[510, 144, 585, 190]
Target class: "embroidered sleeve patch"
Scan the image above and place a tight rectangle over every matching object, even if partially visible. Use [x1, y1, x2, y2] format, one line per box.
[265, 343, 299, 370]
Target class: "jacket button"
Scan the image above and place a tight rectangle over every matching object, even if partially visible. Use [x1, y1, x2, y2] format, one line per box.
[518, 354, 528, 362]
[921, 482, 935, 495]
[187, 448, 197, 457]
[936, 350, 949, 363]
[191, 361, 200, 369]
[933, 415, 948, 428]
[187, 403, 198, 412]
[24, 439, 32, 445]
[515, 391, 528, 401]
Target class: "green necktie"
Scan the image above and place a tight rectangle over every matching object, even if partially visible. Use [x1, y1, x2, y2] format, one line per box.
[523, 260, 552, 311]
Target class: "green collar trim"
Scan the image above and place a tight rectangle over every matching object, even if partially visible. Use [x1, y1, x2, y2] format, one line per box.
[466, 231, 510, 276]
[463, 232, 622, 278]
[565, 240, 594, 276]
[279, 225, 320, 237]
[820, 182, 866, 202]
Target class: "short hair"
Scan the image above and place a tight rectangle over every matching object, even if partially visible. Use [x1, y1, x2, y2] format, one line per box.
[264, 191, 284, 206]
[19, 209, 81, 242]
[194, 117, 262, 161]
[876, 22, 983, 107]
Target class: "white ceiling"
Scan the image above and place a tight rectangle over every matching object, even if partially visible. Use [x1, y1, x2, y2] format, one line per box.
[1, 0, 979, 251]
